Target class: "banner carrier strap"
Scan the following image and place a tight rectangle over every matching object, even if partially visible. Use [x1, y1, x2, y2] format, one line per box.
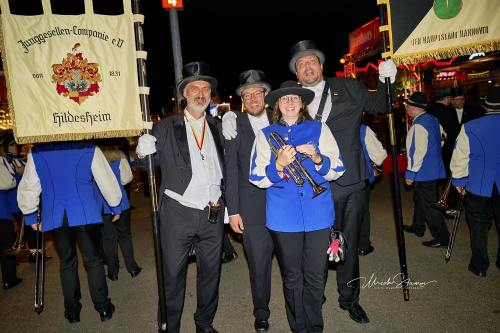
[379, 25, 390, 32]
[139, 87, 150, 95]
[84, 0, 94, 14]
[143, 121, 153, 130]
[133, 14, 145, 24]
[136, 51, 148, 60]
[123, 0, 132, 14]
[41, 0, 52, 14]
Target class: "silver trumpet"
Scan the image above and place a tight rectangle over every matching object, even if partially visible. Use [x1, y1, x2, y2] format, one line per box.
[267, 131, 327, 198]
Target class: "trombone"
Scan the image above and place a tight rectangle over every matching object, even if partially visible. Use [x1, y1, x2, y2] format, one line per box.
[432, 176, 452, 211]
[267, 131, 327, 198]
[445, 191, 465, 263]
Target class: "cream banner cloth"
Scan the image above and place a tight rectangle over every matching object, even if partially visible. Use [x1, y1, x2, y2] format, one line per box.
[0, 0, 143, 143]
[386, 0, 500, 64]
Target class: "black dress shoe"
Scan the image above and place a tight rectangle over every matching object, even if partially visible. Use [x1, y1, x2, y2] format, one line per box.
[403, 225, 424, 237]
[339, 303, 369, 324]
[98, 303, 115, 322]
[64, 311, 80, 324]
[195, 324, 218, 333]
[3, 277, 22, 290]
[468, 264, 486, 277]
[221, 252, 238, 264]
[107, 273, 118, 281]
[358, 245, 374, 256]
[422, 239, 449, 248]
[130, 267, 142, 278]
[254, 319, 269, 332]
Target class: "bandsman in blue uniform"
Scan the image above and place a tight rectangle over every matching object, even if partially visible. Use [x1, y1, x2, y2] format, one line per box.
[450, 87, 500, 277]
[17, 142, 121, 323]
[250, 81, 345, 333]
[358, 124, 387, 256]
[403, 92, 450, 248]
[0, 153, 22, 289]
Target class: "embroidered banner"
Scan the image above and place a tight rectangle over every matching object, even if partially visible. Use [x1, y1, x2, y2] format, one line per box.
[0, 0, 143, 143]
[386, 0, 500, 64]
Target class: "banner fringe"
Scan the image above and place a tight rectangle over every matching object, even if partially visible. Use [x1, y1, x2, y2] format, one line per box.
[393, 40, 499, 65]
[15, 129, 143, 144]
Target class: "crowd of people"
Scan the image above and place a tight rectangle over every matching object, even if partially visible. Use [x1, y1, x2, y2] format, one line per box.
[1, 39, 499, 333]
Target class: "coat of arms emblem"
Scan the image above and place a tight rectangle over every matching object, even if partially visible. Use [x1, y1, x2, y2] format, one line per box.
[52, 43, 101, 105]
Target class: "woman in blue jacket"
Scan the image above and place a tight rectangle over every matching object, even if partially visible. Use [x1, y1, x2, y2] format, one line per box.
[97, 144, 141, 281]
[250, 81, 345, 333]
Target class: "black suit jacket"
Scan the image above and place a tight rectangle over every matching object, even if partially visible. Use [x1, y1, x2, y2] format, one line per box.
[324, 78, 387, 187]
[428, 102, 484, 165]
[150, 113, 225, 207]
[224, 110, 272, 225]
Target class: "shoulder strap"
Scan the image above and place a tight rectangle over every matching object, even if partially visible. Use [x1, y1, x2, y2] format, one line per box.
[315, 80, 330, 121]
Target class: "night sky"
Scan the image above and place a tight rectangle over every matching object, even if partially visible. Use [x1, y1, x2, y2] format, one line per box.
[6, 0, 380, 114]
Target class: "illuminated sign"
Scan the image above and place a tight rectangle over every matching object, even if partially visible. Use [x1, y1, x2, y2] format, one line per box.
[162, 0, 184, 10]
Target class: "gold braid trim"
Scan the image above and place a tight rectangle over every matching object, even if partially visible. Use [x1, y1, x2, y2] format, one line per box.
[15, 130, 142, 144]
[393, 40, 499, 65]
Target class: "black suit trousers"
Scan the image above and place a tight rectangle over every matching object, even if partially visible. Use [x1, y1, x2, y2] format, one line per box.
[160, 196, 223, 333]
[51, 218, 110, 314]
[101, 210, 140, 276]
[242, 224, 274, 321]
[414, 181, 450, 242]
[466, 191, 500, 272]
[0, 219, 17, 285]
[331, 182, 367, 306]
[271, 228, 330, 333]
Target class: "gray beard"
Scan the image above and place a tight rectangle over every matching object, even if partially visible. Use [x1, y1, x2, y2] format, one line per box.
[187, 100, 209, 114]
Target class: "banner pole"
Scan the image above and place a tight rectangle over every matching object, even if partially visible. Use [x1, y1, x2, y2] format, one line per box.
[131, 1, 168, 331]
[378, 1, 410, 301]
[168, 9, 183, 112]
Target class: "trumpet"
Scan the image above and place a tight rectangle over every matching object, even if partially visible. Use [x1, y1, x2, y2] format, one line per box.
[267, 131, 327, 198]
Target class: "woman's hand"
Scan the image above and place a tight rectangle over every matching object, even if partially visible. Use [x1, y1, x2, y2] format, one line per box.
[276, 145, 296, 170]
[296, 144, 322, 164]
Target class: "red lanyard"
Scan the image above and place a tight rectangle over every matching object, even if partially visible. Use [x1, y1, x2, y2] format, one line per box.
[185, 113, 207, 159]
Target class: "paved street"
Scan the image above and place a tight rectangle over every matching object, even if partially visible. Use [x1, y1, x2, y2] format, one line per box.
[1, 177, 499, 333]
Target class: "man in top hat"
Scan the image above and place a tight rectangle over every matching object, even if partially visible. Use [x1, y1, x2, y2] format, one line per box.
[403, 92, 450, 248]
[224, 70, 273, 332]
[222, 39, 396, 324]
[433, 87, 484, 215]
[450, 86, 500, 277]
[136, 61, 225, 333]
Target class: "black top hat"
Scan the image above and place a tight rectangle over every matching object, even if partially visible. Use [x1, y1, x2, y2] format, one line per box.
[289, 40, 325, 73]
[406, 92, 427, 109]
[177, 62, 218, 98]
[434, 88, 451, 101]
[235, 70, 271, 97]
[265, 80, 315, 106]
[481, 86, 500, 111]
[450, 86, 464, 98]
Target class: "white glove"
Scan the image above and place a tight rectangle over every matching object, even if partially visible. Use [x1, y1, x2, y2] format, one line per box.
[378, 59, 397, 84]
[136, 134, 157, 158]
[222, 111, 238, 140]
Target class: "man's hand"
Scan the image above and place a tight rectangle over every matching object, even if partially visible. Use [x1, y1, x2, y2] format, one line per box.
[222, 111, 238, 140]
[296, 144, 322, 164]
[31, 223, 41, 231]
[405, 178, 413, 186]
[112, 214, 121, 222]
[229, 214, 244, 234]
[379, 59, 397, 84]
[136, 134, 157, 159]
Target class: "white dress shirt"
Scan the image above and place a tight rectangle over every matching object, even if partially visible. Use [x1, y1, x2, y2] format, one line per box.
[303, 80, 332, 122]
[456, 108, 464, 124]
[164, 110, 223, 210]
[248, 111, 269, 137]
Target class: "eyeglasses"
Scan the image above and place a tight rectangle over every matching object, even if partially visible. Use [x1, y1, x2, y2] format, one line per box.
[279, 95, 301, 104]
[242, 90, 264, 101]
